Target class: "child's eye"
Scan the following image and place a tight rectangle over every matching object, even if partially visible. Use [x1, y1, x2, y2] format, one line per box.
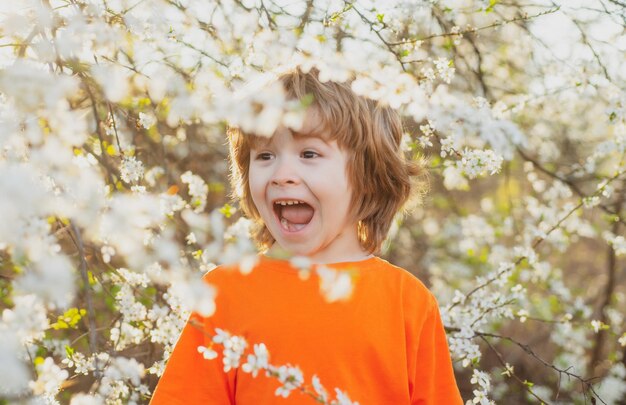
[301, 150, 319, 159]
[255, 152, 273, 161]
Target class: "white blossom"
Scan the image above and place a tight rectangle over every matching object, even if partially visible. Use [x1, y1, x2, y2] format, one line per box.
[273, 365, 304, 398]
[91, 64, 130, 103]
[197, 345, 218, 360]
[101, 245, 115, 263]
[227, 77, 288, 137]
[0, 60, 79, 111]
[103, 357, 145, 386]
[434, 57, 455, 84]
[212, 329, 248, 372]
[591, 320, 606, 333]
[13, 254, 75, 308]
[181, 171, 209, 212]
[241, 343, 270, 377]
[0, 330, 31, 395]
[316, 266, 354, 302]
[168, 270, 216, 314]
[333, 388, 360, 405]
[29, 357, 69, 396]
[120, 156, 144, 184]
[312, 375, 329, 402]
[69, 393, 104, 405]
[460, 149, 504, 178]
[138, 112, 157, 129]
[603, 231, 626, 256]
[62, 351, 90, 375]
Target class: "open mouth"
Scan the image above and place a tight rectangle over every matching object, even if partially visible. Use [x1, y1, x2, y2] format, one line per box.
[273, 200, 315, 233]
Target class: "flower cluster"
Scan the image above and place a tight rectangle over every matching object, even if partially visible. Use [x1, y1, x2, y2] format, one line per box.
[120, 156, 145, 184]
[316, 266, 354, 303]
[181, 171, 209, 213]
[197, 327, 359, 404]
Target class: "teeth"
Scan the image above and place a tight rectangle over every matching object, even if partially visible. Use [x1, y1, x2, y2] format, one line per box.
[276, 200, 303, 206]
[280, 217, 305, 232]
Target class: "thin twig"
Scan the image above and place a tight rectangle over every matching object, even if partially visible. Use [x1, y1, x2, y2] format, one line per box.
[448, 326, 604, 402]
[589, 201, 623, 372]
[479, 335, 552, 404]
[450, 168, 626, 310]
[516, 146, 626, 228]
[348, 2, 408, 72]
[387, 7, 561, 46]
[69, 223, 100, 378]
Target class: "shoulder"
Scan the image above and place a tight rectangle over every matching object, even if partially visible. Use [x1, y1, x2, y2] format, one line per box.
[201, 261, 247, 287]
[369, 258, 434, 296]
[369, 257, 437, 310]
[201, 256, 282, 286]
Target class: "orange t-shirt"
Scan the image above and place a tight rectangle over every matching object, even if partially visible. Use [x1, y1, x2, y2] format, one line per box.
[150, 255, 462, 404]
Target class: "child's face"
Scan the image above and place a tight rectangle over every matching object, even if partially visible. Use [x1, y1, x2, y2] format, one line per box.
[248, 110, 364, 263]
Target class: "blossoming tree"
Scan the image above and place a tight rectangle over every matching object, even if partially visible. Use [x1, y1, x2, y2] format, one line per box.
[0, 0, 625, 404]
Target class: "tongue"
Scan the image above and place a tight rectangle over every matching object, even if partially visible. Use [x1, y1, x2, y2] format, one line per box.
[281, 204, 314, 224]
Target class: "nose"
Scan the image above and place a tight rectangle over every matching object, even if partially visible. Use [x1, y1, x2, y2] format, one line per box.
[270, 157, 300, 187]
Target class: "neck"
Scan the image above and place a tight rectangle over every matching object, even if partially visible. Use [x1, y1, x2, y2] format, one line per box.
[265, 221, 375, 264]
[265, 244, 373, 265]
[307, 249, 374, 265]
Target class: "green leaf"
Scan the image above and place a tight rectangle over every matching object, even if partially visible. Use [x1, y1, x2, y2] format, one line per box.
[219, 203, 236, 218]
[478, 247, 489, 263]
[87, 270, 97, 286]
[208, 182, 225, 193]
[486, 0, 499, 13]
[145, 286, 157, 297]
[602, 213, 620, 223]
[35, 345, 47, 357]
[300, 93, 315, 108]
[51, 320, 69, 330]
[51, 308, 87, 330]
[137, 97, 152, 108]
[376, 13, 384, 24]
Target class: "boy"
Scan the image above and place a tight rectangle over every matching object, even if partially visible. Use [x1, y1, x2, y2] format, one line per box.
[150, 68, 462, 404]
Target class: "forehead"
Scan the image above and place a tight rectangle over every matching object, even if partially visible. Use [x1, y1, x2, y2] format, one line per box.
[248, 108, 333, 148]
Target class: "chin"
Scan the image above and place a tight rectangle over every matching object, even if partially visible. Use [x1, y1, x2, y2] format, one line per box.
[271, 238, 316, 257]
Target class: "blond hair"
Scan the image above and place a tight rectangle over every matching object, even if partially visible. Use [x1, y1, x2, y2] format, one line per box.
[228, 68, 428, 254]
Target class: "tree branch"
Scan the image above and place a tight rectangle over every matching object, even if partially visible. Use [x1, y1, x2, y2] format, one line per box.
[69, 223, 101, 378]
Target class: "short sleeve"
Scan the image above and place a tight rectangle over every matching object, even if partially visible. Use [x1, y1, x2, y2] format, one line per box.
[149, 312, 236, 405]
[409, 296, 463, 405]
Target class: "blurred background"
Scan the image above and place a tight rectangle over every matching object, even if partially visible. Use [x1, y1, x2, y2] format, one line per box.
[0, 0, 625, 403]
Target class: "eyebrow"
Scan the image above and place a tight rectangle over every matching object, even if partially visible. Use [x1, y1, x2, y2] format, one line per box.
[255, 129, 330, 146]
[291, 131, 322, 140]
[251, 129, 330, 148]
[292, 132, 333, 148]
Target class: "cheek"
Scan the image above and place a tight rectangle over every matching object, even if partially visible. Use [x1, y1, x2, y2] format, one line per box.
[248, 184, 263, 211]
[247, 171, 265, 210]
[334, 176, 355, 222]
